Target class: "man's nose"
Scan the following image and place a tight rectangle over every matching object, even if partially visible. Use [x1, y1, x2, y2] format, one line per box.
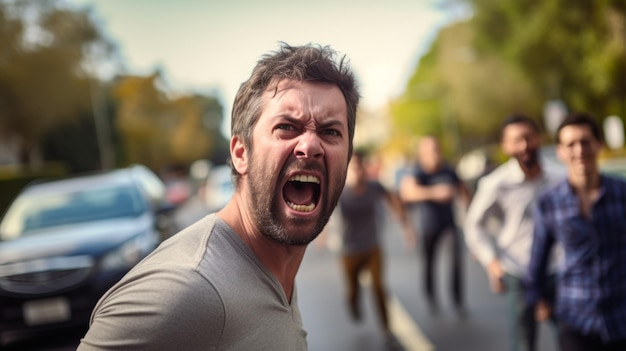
[519, 138, 529, 150]
[294, 132, 324, 159]
[572, 142, 585, 155]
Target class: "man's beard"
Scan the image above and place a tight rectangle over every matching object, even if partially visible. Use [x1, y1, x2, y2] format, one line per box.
[246, 155, 345, 246]
[517, 149, 539, 170]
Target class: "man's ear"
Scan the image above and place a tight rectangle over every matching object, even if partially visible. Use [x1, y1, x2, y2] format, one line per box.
[231, 135, 248, 175]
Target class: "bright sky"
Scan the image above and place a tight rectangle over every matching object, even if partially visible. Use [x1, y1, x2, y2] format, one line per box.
[67, 0, 461, 135]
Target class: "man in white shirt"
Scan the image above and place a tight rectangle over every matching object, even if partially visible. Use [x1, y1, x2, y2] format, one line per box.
[464, 114, 563, 351]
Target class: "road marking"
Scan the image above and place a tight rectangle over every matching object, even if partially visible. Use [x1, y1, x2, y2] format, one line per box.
[388, 295, 434, 351]
[358, 273, 434, 350]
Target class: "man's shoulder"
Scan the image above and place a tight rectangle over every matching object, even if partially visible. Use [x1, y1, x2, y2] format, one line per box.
[536, 179, 568, 203]
[540, 158, 567, 180]
[157, 214, 217, 250]
[362, 181, 385, 199]
[475, 161, 513, 188]
[131, 214, 219, 274]
[440, 164, 459, 178]
[602, 173, 626, 187]
[600, 174, 626, 200]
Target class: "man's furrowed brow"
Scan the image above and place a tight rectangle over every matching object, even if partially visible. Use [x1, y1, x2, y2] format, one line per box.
[276, 114, 301, 124]
[318, 118, 346, 129]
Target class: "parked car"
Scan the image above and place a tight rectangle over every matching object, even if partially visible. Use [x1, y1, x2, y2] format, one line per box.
[204, 165, 234, 213]
[0, 165, 176, 346]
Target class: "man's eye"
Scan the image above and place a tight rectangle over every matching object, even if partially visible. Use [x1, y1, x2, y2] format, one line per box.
[321, 129, 341, 136]
[276, 124, 295, 131]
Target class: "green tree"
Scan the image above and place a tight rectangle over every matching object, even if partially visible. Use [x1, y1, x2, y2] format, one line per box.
[114, 73, 172, 171]
[113, 72, 226, 172]
[464, 0, 626, 120]
[169, 94, 226, 166]
[390, 21, 542, 157]
[390, 1, 625, 159]
[0, 0, 116, 165]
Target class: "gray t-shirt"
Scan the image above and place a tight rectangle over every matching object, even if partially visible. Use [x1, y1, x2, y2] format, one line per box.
[78, 214, 307, 351]
[338, 181, 387, 254]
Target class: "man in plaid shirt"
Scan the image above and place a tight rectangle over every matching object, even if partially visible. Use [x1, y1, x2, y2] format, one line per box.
[527, 112, 626, 351]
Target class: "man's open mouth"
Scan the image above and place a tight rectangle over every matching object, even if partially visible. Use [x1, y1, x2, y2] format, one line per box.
[283, 174, 321, 213]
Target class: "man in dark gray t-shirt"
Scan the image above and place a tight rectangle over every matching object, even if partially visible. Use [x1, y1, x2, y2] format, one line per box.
[336, 151, 414, 346]
[78, 43, 361, 350]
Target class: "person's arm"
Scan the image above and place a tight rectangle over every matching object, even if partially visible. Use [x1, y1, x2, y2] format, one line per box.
[399, 173, 454, 204]
[380, 183, 416, 249]
[463, 175, 503, 293]
[527, 199, 555, 322]
[456, 179, 473, 208]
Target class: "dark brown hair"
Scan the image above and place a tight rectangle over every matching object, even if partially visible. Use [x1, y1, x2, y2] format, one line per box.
[499, 114, 541, 141]
[555, 112, 603, 144]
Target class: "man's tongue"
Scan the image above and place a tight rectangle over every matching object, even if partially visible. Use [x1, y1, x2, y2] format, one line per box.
[283, 181, 315, 205]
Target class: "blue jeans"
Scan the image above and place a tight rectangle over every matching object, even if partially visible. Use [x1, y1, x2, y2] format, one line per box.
[503, 274, 557, 351]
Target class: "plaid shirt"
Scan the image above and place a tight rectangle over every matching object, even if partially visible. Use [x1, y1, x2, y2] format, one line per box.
[527, 175, 626, 342]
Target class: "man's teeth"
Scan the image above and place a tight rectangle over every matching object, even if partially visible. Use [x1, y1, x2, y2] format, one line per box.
[288, 174, 320, 183]
[285, 174, 319, 212]
[287, 201, 316, 212]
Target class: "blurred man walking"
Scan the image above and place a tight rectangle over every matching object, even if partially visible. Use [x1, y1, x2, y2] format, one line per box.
[400, 135, 471, 315]
[528, 113, 626, 351]
[464, 115, 563, 351]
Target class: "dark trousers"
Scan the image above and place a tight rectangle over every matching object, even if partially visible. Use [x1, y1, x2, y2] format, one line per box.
[421, 225, 463, 307]
[559, 324, 626, 351]
[341, 247, 389, 331]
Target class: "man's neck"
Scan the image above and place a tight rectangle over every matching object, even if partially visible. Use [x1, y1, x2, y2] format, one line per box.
[218, 197, 306, 303]
[569, 171, 601, 192]
[242, 229, 305, 303]
[421, 162, 442, 174]
[519, 161, 541, 180]
[568, 171, 601, 219]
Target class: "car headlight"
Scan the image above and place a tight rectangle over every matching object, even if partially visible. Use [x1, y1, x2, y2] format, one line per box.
[100, 233, 157, 271]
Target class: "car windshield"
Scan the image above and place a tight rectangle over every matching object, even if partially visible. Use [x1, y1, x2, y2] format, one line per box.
[0, 184, 146, 240]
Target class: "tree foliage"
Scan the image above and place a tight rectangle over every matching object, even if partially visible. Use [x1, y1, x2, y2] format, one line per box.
[390, 21, 541, 157]
[0, 0, 227, 174]
[390, 1, 626, 158]
[113, 73, 226, 172]
[0, 0, 114, 163]
[462, 0, 626, 121]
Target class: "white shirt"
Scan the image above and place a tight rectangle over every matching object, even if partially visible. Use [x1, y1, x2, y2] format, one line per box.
[463, 157, 564, 277]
